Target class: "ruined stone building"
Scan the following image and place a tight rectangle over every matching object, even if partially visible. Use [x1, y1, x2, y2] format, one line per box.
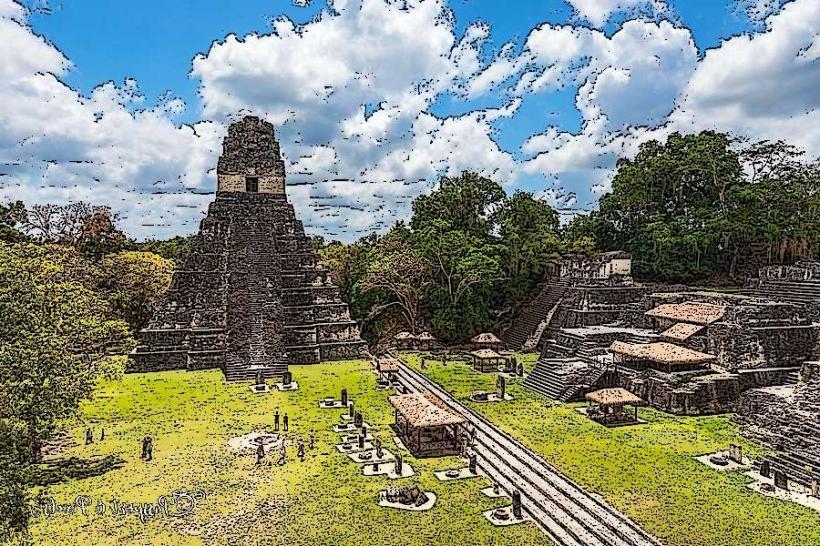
[501, 252, 638, 351]
[522, 266, 819, 415]
[733, 262, 820, 486]
[130, 116, 367, 381]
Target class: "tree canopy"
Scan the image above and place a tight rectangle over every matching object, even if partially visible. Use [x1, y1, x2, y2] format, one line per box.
[570, 132, 820, 282]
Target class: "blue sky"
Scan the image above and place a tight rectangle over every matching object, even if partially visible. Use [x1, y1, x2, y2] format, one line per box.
[28, 0, 758, 159]
[2, 0, 817, 240]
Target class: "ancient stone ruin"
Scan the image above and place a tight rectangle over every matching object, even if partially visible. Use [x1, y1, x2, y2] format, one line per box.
[523, 257, 820, 416]
[130, 116, 366, 381]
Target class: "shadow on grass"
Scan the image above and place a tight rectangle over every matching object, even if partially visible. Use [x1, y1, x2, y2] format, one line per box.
[29, 454, 127, 485]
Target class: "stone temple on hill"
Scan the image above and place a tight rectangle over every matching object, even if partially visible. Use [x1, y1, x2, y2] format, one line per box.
[129, 116, 367, 381]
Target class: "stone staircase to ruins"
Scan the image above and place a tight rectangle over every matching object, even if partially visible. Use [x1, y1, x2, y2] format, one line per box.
[502, 282, 567, 351]
[222, 216, 288, 382]
[523, 359, 609, 402]
[743, 279, 820, 305]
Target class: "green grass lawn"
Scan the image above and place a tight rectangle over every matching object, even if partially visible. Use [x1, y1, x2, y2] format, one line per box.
[403, 352, 820, 546]
[27, 360, 549, 546]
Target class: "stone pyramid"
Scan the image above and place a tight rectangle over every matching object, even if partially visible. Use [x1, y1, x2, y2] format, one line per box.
[130, 116, 367, 381]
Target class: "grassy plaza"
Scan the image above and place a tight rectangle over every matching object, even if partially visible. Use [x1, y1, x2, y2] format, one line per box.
[402, 353, 820, 546]
[27, 360, 547, 546]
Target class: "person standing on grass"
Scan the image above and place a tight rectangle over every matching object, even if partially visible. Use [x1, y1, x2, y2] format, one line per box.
[309, 429, 316, 450]
[297, 438, 305, 461]
[256, 440, 265, 465]
[283, 413, 289, 432]
[274, 408, 280, 432]
[278, 439, 287, 466]
[86, 428, 93, 445]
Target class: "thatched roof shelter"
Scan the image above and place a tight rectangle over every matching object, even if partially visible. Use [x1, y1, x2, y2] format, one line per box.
[389, 392, 465, 428]
[469, 348, 507, 373]
[471, 332, 502, 344]
[585, 388, 645, 426]
[645, 302, 726, 325]
[586, 388, 644, 407]
[609, 341, 716, 373]
[471, 348, 502, 360]
[376, 354, 402, 373]
[660, 322, 704, 341]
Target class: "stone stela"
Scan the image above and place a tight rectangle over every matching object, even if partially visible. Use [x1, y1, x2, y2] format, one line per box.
[728, 444, 743, 464]
[129, 116, 367, 381]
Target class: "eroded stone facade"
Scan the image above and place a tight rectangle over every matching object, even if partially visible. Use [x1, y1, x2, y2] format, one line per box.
[216, 116, 286, 194]
[130, 116, 366, 381]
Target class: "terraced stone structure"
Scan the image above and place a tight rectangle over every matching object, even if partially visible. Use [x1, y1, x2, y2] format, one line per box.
[130, 116, 367, 381]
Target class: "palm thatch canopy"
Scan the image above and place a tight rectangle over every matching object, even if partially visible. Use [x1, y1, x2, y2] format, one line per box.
[376, 354, 402, 373]
[645, 302, 726, 325]
[470, 348, 503, 360]
[471, 332, 502, 344]
[660, 322, 705, 341]
[586, 388, 644, 407]
[609, 341, 716, 366]
[389, 392, 465, 428]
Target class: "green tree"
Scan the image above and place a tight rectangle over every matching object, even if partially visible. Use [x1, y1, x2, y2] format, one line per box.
[596, 131, 743, 281]
[0, 242, 131, 539]
[410, 172, 505, 236]
[132, 235, 192, 263]
[99, 251, 175, 332]
[361, 228, 431, 334]
[0, 419, 30, 544]
[498, 191, 561, 301]
[0, 201, 28, 243]
[415, 219, 502, 340]
[0, 243, 131, 459]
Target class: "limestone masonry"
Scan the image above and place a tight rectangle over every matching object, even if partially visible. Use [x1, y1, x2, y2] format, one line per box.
[130, 116, 367, 381]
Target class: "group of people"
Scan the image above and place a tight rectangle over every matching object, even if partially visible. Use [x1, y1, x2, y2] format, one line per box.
[272, 408, 290, 432]
[255, 407, 316, 465]
[85, 427, 105, 444]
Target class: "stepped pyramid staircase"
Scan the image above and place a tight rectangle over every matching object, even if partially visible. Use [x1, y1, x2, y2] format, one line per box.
[502, 281, 567, 351]
[131, 117, 366, 381]
[757, 447, 820, 488]
[523, 360, 611, 402]
[741, 279, 820, 305]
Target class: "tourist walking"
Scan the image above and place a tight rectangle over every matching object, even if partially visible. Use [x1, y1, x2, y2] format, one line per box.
[273, 408, 280, 432]
[141, 436, 154, 461]
[309, 429, 315, 450]
[256, 440, 265, 465]
[283, 413, 289, 432]
[277, 440, 287, 466]
[297, 438, 305, 461]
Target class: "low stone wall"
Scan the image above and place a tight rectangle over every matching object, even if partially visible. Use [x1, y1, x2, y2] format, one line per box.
[737, 368, 799, 390]
[708, 323, 818, 370]
[319, 341, 369, 362]
[127, 350, 188, 373]
[798, 361, 820, 412]
[622, 370, 742, 415]
[735, 388, 820, 450]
